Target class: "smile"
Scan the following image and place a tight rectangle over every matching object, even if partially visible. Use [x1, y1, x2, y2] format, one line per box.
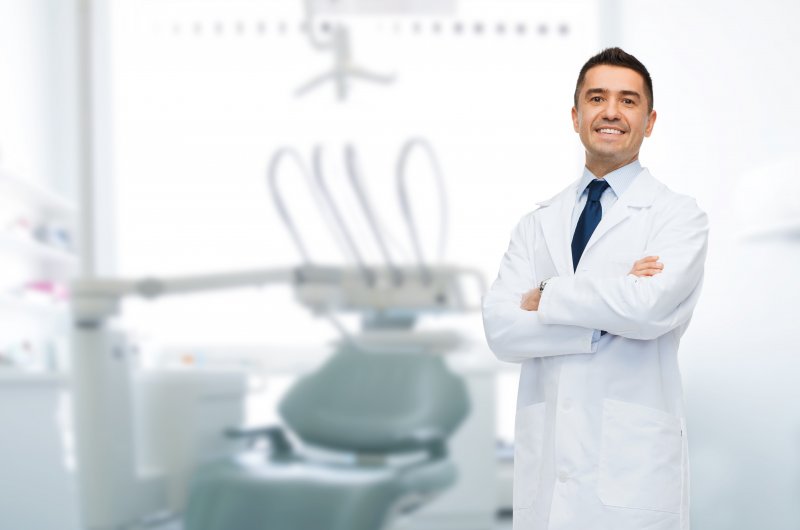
[596, 128, 624, 135]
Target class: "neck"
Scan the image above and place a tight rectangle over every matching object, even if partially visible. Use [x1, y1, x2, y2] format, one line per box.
[585, 154, 638, 178]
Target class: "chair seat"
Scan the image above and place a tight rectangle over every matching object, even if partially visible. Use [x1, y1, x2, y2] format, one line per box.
[184, 453, 457, 530]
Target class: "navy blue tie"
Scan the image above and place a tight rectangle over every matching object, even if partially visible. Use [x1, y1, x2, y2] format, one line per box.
[571, 179, 609, 271]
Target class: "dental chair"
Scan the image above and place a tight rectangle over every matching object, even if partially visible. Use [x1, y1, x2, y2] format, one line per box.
[184, 346, 470, 530]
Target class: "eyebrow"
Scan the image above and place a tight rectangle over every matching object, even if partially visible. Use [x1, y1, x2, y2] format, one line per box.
[584, 88, 642, 99]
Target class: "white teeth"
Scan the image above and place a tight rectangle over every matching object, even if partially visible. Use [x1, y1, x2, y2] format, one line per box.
[598, 128, 623, 135]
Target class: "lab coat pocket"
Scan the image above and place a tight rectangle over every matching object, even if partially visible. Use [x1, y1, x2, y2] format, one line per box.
[513, 401, 547, 509]
[598, 399, 683, 514]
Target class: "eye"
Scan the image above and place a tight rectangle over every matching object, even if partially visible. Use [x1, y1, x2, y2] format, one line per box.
[622, 98, 635, 105]
[590, 96, 603, 103]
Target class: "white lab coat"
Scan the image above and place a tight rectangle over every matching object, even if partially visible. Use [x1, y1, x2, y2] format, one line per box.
[482, 169, 708, 530]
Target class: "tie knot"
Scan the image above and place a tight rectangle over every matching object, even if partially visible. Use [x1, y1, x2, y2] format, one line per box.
[586, 179, 610, 202]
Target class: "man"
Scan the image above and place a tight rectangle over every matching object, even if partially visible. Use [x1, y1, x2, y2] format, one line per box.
[482, 48, 708, 530]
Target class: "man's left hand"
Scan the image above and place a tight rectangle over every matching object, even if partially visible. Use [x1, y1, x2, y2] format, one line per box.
[520, 288, 541, 311]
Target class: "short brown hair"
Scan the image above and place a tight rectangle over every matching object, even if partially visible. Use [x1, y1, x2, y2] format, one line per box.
[574, 47, 653, 112]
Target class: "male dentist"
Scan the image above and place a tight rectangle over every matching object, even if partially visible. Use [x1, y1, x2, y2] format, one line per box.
[482, 48, 708, 530]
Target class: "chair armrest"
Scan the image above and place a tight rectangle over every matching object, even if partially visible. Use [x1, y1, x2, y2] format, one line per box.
[354, 431, 449, 468]
[225, 425, 293, 459]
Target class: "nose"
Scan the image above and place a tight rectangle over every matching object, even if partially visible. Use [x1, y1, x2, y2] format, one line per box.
[601, 99, 621, 121]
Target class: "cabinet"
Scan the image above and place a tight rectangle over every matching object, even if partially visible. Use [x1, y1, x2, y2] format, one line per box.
[0, 373, 81, 529]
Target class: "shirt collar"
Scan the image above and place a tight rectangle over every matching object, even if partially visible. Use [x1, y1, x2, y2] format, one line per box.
[576, 159, 642, 200]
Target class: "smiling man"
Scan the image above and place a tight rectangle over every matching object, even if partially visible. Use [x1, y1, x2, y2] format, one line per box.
[482, 48, 708, 530]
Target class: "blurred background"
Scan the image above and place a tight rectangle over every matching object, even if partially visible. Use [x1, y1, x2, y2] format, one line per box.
[1, 0, 799, 529]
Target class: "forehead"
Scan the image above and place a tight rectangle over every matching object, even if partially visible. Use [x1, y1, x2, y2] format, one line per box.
[581, 65, 646, 95]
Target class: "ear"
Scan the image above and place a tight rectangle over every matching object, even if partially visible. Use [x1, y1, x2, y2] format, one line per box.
[644, 109, 657, 137]
[571, 106, 579, 132]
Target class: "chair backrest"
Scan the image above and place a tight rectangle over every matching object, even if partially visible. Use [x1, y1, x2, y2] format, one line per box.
[279, 347, 470, 454]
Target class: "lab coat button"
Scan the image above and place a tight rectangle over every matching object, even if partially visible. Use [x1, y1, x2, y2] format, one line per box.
[558, 471, 569, 483]
[561, 399, 572, 411]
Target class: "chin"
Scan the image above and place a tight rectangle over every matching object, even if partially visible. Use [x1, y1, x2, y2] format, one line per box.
[591, 146, 625, 158]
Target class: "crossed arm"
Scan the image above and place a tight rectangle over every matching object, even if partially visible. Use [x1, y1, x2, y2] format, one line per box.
[520, 255, 663, 310]
[482, 198, 708, 363]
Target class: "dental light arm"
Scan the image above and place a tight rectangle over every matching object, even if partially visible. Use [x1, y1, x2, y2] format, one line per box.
[73, 268, 296, 300]
[71, 268, 296, 325]
[72, 265, 485, 325]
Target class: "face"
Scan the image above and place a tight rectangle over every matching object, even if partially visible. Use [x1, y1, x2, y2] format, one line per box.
[572, 65, 657, 174]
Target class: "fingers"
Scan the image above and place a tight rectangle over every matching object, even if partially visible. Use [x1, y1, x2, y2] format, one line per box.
[519, 288, 540, 311]
[630, 255, 664, 277]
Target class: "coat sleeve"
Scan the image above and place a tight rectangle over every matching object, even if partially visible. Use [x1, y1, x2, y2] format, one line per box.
[537, 196, 709, 340]
[482, 216, 596, 363]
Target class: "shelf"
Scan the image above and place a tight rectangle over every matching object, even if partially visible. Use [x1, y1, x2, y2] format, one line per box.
[0, 233, 78, 268]
[0, 170, 76, 217]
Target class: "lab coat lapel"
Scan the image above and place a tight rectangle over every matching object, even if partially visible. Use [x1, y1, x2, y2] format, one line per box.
[536, 181, 580, 277]
[583, 168, 660, 254]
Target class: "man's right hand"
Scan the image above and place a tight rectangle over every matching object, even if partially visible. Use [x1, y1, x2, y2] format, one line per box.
[630, 256, 664, 277]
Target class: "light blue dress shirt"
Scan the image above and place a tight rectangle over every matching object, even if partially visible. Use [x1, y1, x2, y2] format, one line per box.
[570, 159, 643, 345]
[571, 159, 642, 233]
